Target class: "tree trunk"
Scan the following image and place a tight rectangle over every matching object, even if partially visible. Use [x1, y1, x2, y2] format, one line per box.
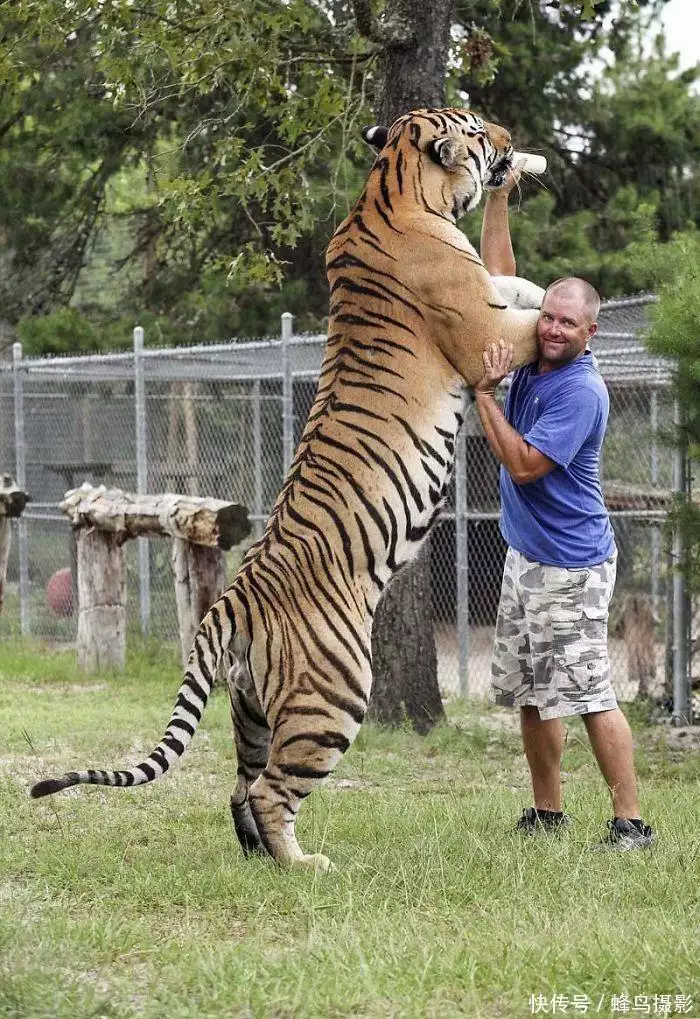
[183, 382, 199, 496]
[369, 542, 444, 734]
[354, 0, 454, 731]
[375, 0, 455, 126]
[76, 528, 126, 672]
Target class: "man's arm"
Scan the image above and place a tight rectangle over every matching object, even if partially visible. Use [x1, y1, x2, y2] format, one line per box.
[480, 163, 522, 276]
[474, 341, 555, 485]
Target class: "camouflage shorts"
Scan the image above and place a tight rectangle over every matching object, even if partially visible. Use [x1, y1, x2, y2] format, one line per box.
[491, 547, 618, 720]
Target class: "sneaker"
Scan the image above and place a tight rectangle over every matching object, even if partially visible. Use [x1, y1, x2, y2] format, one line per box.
[515, 807, 572, 836]
[596, 817, 655, 852]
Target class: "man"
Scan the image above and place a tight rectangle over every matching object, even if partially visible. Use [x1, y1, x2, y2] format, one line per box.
[474, 170, 654, 850]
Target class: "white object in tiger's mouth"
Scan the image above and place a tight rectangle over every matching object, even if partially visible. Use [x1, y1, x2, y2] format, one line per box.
[513, 151, 547, 175]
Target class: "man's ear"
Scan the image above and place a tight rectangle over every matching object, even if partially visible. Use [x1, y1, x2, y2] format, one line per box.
[428, 137, 460, 170]
[361, 125, 388, 152]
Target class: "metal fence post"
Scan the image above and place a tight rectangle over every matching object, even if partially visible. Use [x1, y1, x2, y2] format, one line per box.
[455, 413, 470, 698]
[281, 312, 294, 474]
[671, 398, 691, 725]
[133, 326, 151, 636]
[253, 379, 263, 539]
[650, 388, 660, 617]
[12, 342, 30, 635]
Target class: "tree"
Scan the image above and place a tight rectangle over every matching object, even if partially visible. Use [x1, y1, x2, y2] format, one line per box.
[5, 1, 693, 340]
[640, 230, 700, 591]
[350, 0, 457, 732]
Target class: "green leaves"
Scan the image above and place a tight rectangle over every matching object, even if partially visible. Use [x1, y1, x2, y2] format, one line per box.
[0, 0, 374, 337]
[579, 0, 605, 19]
[2, 0, 698, 349]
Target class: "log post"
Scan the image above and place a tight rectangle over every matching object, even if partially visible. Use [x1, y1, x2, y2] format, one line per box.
[0, 518, 10, 615]
[76, 528, 126, 671]
[172, 539, 227, 667]
[60, 484, 249, 673]
[0, 474, 29, 615]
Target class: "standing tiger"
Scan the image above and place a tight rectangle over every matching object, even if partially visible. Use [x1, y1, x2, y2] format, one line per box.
[31, 108, 545, 871]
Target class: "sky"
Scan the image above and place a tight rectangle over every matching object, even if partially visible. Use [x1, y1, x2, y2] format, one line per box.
[658, 0, 700, 71]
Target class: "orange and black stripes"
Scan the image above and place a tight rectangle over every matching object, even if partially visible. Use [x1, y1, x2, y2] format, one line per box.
[30, 108, 524, 870]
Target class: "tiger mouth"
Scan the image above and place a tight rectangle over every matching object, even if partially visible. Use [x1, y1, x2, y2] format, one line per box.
[485, 154, 514, 190]
[486, 172, 507, 189]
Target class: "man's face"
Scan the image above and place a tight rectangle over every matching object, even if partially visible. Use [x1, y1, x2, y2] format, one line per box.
[536, 289, 597, 370]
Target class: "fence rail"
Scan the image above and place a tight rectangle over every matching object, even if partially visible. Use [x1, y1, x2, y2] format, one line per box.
[0, 295, 694, 720]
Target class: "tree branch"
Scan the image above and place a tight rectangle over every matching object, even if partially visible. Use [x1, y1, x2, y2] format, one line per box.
[352, 0, 377, 40]
[350, 0, 416, 48]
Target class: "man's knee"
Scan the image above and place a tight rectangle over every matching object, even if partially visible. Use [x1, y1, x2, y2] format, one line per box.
[582, 706, 629, 732]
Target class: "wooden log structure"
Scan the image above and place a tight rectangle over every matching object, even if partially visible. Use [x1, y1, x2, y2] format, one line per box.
[60, 483, 249, 550]
[0, 474, 29, 615]
[60, 484, 250, 672]
[603, 481, 698, 515]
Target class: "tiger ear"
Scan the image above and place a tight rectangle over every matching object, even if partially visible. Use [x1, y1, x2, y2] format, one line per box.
[361, 125, 388, 152]
[428, 137, 460, 170]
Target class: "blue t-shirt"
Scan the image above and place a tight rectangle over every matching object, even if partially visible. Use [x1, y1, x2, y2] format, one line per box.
[499, 351, 616, 567]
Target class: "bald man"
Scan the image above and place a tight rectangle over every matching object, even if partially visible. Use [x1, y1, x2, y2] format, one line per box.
[473, 177, 653, 851]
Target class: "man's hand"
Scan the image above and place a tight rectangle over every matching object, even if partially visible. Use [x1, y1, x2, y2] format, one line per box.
[475, 340, 514, 396]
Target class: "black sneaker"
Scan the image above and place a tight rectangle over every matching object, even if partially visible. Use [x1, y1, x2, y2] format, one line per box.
[515, 807, 571, 836]
[596, 817, 655, 852]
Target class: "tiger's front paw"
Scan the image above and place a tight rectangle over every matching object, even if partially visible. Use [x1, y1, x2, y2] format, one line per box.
[491, 275, 545, 310]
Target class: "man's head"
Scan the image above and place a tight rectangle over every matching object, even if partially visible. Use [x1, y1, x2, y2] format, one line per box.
[536, 277, 600, 372]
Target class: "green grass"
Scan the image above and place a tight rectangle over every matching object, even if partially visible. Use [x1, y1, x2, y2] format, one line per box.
[0, 643, 698, 1019]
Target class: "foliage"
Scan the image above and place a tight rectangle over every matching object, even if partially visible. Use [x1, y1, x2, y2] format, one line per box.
[0, 0, 698, 348]
[464, 184, 660, 295]
[460, 1, 699, 295]
[0, 4, 148, 318]
[578, 32, 700, 240]
[641, 230, 700, 590]
[1, 645, 698, 1017]
[0, 0, 368, 344]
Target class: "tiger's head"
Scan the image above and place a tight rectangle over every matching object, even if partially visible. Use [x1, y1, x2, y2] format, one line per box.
[361, 108, 515, 221]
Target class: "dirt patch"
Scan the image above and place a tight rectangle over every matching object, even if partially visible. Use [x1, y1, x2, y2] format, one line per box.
[19, 682, 108, 695]
[652, 725, 700, 751]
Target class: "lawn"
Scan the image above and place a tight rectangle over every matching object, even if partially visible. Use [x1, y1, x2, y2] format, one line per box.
[0, 643, 698, 1019]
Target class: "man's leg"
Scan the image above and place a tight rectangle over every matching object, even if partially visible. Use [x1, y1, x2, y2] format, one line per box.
[520, 705, 565, 812]
[581, 708, 640, 819]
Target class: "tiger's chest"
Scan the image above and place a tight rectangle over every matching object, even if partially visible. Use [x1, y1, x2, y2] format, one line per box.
[339, 376, 467, 576]
[394, 381, 466, 522]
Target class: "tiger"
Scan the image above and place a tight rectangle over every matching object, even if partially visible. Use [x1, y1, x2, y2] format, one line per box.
[31, 108, 545, 871]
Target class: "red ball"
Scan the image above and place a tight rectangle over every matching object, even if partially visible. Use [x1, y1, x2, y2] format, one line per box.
[46, 568, 75, 617]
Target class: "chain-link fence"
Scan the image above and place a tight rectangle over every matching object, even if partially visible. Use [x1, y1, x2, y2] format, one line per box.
[0, 297, 694, 717]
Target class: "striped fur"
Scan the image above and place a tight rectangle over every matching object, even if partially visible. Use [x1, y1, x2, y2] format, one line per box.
[31, 108, 542, 870]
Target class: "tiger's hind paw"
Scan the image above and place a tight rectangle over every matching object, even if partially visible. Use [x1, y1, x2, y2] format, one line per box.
[230, 794, 267, 857]
[294, 853, 334, 873]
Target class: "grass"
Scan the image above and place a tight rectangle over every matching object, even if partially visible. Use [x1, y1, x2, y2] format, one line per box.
[0, 642, 698, 1019]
